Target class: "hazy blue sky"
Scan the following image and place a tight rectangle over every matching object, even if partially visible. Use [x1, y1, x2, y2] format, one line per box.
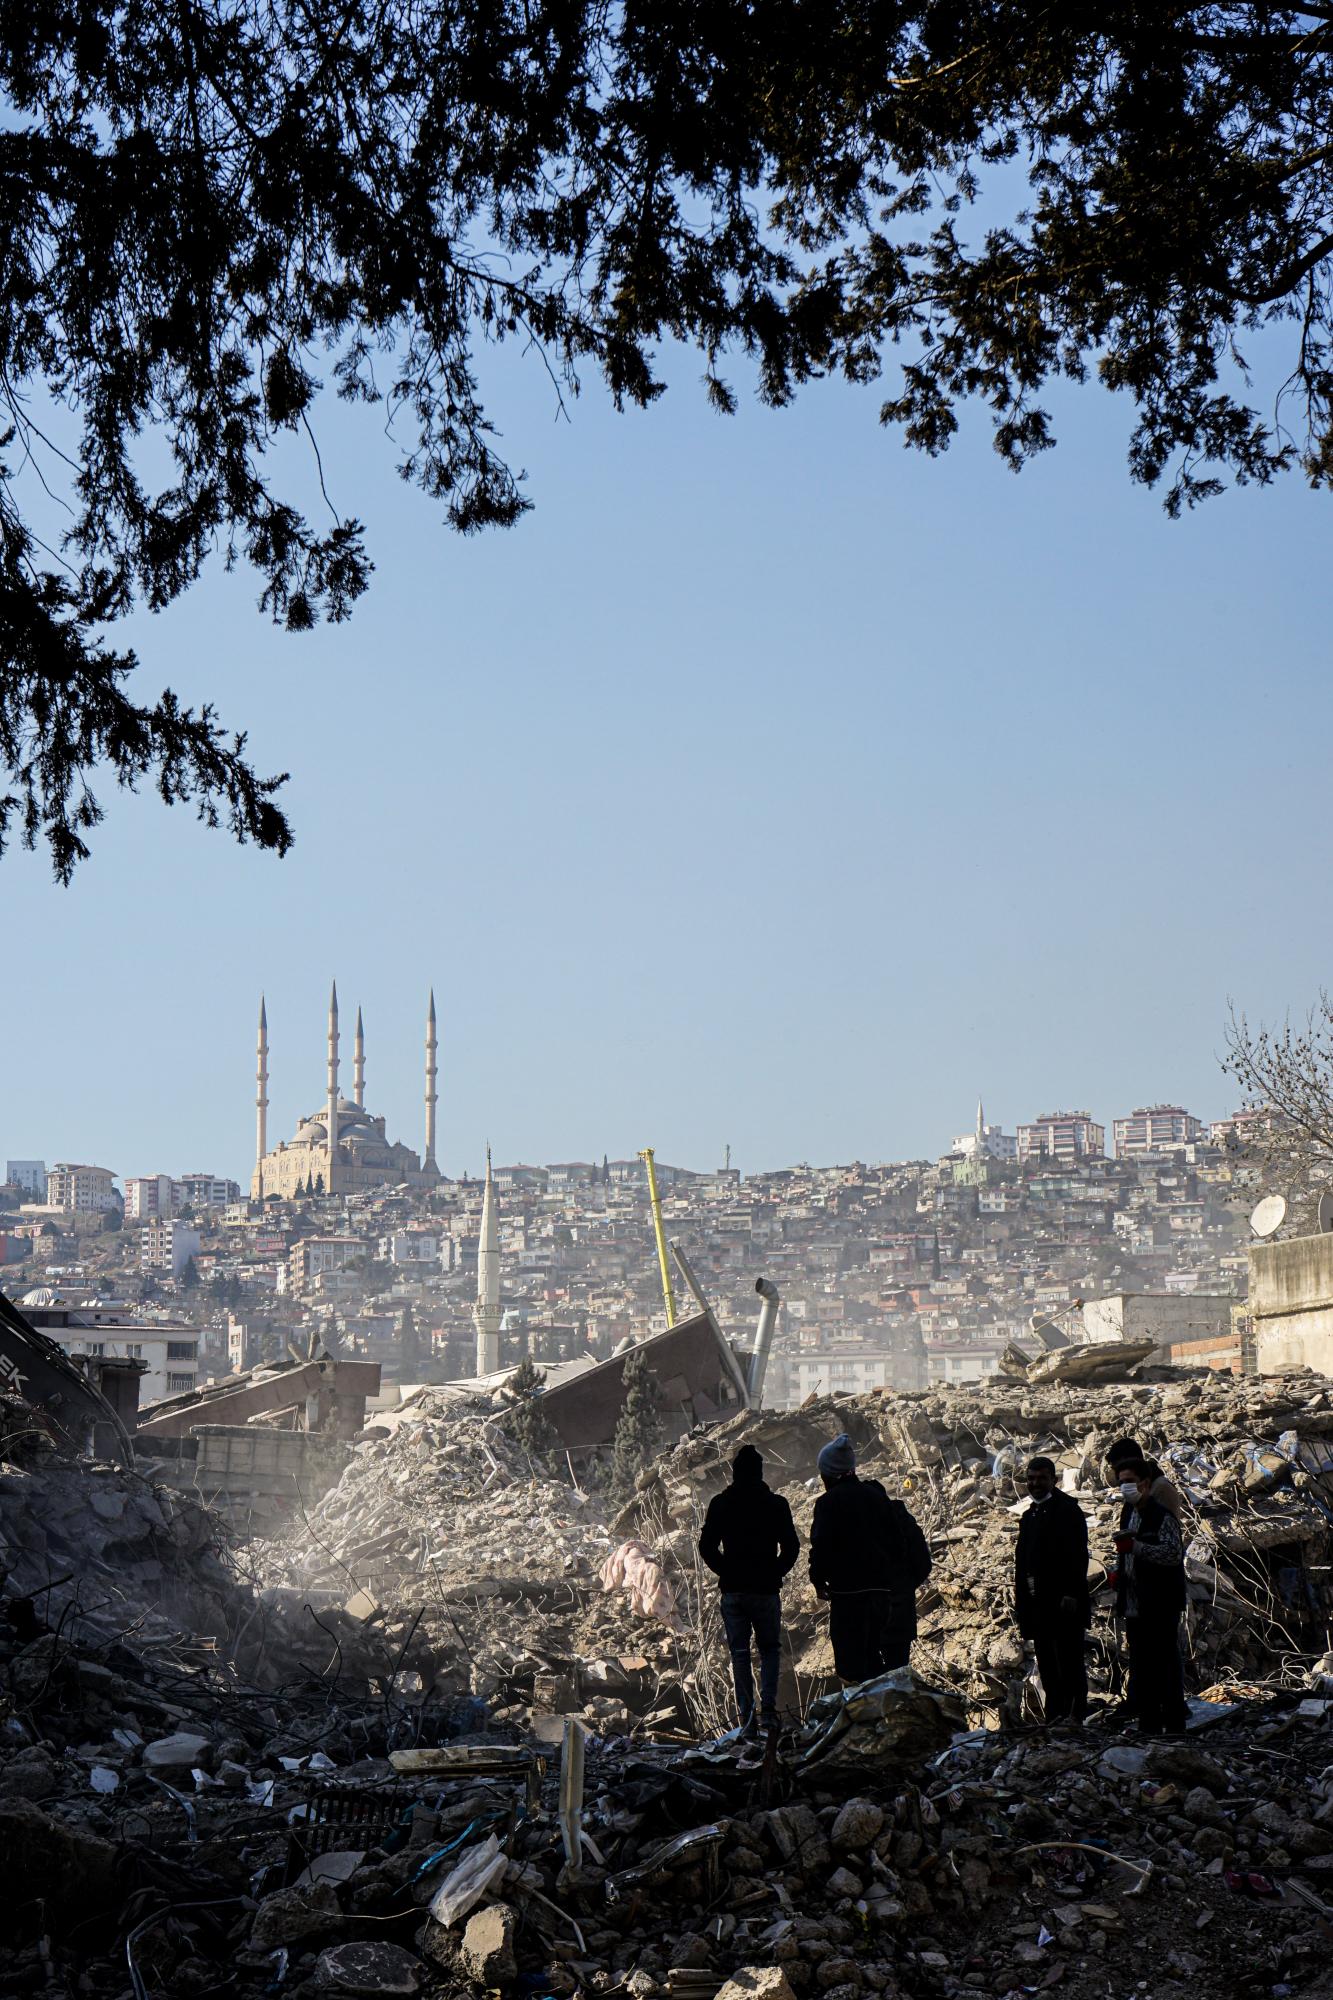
[4, 341, 1328, 1183]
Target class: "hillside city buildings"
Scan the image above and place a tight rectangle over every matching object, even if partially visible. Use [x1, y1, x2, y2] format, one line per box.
[0, 1071, 1261, 1411]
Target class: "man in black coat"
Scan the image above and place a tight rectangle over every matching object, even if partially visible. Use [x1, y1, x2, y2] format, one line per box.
[1014, 1456, 1090, 1723]
[808, 1432, 932, 1681]
[698, 1443, 799, 1736]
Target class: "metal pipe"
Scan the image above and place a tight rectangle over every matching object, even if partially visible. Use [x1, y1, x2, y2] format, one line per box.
[670, 1239, 752, 1408]
[559, 1717, 586, 1869]
[750, 1277, 780, 1406]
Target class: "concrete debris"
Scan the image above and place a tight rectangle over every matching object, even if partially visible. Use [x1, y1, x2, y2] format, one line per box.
[13, 1372, 1333, 1999]
[797, 1670, 966, 1775]
[255, 1391, 698, 1734]
[143, 1730, 216, 1772]
[625, 1370, 1333, 1715]
[1020, 1338, 1157, 1385]
[460, 1899, 518, 1985]
[315, 1942, 423, 1995]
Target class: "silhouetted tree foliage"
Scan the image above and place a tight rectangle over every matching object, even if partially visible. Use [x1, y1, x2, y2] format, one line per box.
[501, 1354, 558, 1457]
[1223, 997, 1333, 1230]
[611, 1347, 663, 1496]
[7, 2, 1333, 875]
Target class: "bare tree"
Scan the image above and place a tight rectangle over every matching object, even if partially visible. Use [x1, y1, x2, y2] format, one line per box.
[1222, 999, 1333, 1231]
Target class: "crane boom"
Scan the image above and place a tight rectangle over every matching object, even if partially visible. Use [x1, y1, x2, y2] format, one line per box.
[639, 1146, 677, 1327]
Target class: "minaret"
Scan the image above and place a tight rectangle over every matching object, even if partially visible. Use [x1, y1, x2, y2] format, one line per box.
[975, 1097, 985, 1157]
[255, 997, 269, 1200]
[474, 1146, 501, 1376]
[353, 1007, 366, 1108]
[325, 981, 340, 1194]
[424, 989, 439, 1175]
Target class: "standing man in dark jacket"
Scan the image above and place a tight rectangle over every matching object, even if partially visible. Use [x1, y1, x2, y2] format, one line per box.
[808, 1432, 932, 1681]
[1014, 1457, 1091, 1723]
[698, 1443, 799, 1738]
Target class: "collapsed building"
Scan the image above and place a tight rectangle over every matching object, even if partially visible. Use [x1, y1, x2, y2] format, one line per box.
[13, 1281, 1333, 2000]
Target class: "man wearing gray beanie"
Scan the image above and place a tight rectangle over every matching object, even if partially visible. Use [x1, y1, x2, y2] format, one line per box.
[810, 1431, 932, 1681]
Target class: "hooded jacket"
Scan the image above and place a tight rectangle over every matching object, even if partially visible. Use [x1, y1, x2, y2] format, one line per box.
[698, 1450, 800, 1594]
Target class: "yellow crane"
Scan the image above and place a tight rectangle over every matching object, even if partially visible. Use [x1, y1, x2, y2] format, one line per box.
[639, 1146, 677, 1327]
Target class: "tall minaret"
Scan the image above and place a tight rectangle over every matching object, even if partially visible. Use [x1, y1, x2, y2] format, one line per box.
[424, 989, 439, 1176]
[474, 1146, 501, 1376]
[255, 997, 269, 1199]
[325, 981, 340, 1194]
[975, 1097, 985, 1157]
[353, 1007, 366, 1108]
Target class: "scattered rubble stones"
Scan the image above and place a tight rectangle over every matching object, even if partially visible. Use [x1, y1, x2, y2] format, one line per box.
[143, 1730, 215, 1772]
[250, 1883, 345, 1950]
[715, 1971, 800, 2000]
[460, 1901, 517, 1985]
[831, 1797, 884, 1850]
[13, 1376, 1333, 2000]
[315, 1942, 423, 1996]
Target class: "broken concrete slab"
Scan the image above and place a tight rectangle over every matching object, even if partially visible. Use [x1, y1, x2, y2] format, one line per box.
[461, 1901, 518, 1986]
[315, 1942, 422, 1995]
[714, 1970, 799, 2000]
[249, 1882, 343, 1951]
[142, 1730, 215, 1773]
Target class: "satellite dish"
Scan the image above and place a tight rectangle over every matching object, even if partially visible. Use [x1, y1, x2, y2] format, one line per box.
[1250, 1194, 1287, 1239]
[1318, 1191, 1333, 1234]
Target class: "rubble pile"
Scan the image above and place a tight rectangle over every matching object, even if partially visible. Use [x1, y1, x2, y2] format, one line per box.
[258, 1369, 1333, 1738]
[12, 1372, 1333, 1998]
[11, 1629, 1333, 2000]
[257, 1391, 698, 1737]
[0, 1434, 244, 1660]
[631, 1369, 1333, 1717]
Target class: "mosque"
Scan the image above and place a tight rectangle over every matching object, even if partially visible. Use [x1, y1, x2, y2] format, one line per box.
[251, 985, 441, 1200]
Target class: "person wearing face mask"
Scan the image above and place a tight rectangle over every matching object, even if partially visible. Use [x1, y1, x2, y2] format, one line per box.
[1105, 1440, 1182, 1721]
[1106, 1438, 1183, 1520]
[1013, 1457, 1091, 1723]
[1111, 1457, 1188, 1734]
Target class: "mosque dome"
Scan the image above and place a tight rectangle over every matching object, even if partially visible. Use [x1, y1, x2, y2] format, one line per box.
[252, 985, 437, 1198]
[21, 1286, 59, 1306]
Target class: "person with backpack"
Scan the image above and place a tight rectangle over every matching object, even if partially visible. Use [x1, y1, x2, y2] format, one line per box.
[698, 1443, 800, 1740]
[1014, 1456, 1091, 1722]
[809, 1432, 932, 1680]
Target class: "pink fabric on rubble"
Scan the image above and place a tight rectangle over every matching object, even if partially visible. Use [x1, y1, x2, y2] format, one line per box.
[599, 1538, 684, 1631]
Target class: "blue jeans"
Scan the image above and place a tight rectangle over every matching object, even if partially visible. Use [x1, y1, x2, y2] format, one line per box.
[720, 1591, 781, 1728]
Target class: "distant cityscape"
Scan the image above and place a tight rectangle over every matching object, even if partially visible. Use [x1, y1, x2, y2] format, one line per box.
[0, 990, 1260, 1412]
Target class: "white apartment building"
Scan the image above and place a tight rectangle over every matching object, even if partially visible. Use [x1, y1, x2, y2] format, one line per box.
[384, 1228, 442, 1267]
[18, 1296, 199, 1403]
[925, 1338, 1007, 1385]
[289, 1235, 362, 1291]
[47, 1163, 120, 1212]
[140, 1219, 201, 1277]
[6, 1160, 46, 1197]
[1015, 1112, 1105, 1163]
[125, 1174, 181, 1220]
[950, 1124, 1019, 1162]
[1112, 1106, 1204, 1157]
[179, 1173, 241, 1209]
[786, 1349, 902, 1400]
